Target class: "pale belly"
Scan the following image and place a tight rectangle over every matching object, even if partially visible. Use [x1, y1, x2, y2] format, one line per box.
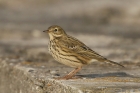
[48, 43, 82, 68]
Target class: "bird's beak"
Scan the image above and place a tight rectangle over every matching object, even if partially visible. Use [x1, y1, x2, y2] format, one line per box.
[43, 30, 49, 33]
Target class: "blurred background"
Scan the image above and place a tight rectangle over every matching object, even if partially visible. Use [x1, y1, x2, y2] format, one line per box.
[0, 0, 140, 67]
[0, 0, 140, 36]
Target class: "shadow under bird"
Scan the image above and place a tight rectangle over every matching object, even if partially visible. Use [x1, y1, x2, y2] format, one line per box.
[43, 25, 124, 80]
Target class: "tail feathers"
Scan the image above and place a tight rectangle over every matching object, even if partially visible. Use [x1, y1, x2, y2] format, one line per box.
[105, 60, 125, 68]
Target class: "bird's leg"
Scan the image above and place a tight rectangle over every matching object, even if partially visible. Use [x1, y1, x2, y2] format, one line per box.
[66, 68, 78, 76]
[63, 66, 82, 80]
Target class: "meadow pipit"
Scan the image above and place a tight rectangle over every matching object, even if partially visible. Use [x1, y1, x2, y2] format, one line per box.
[43, 25, 124, 80]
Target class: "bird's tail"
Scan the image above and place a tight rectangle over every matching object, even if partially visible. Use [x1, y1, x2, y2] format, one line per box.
[105, 59, 125, 68]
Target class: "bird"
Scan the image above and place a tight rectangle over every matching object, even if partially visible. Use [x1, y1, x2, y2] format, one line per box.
[43, 25, 124, 80]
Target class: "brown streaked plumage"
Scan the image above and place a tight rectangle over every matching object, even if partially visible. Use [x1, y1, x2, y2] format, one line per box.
[43, 25, 124, 80]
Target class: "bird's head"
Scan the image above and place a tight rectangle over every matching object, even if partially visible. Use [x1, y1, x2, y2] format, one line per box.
[43, 25, 66, 40]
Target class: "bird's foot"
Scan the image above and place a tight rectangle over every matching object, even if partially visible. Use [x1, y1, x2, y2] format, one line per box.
[54, 75, 81, 80]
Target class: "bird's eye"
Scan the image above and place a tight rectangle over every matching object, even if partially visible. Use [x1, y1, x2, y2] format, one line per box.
[54, 28, 58, 32]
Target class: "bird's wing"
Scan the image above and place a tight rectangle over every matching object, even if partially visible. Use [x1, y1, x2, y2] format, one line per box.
[58, 35, 106, 60]
[58, 35, 124, 67]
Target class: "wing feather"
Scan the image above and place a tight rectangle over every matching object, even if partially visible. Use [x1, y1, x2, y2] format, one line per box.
[58, 35, 106, 60]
